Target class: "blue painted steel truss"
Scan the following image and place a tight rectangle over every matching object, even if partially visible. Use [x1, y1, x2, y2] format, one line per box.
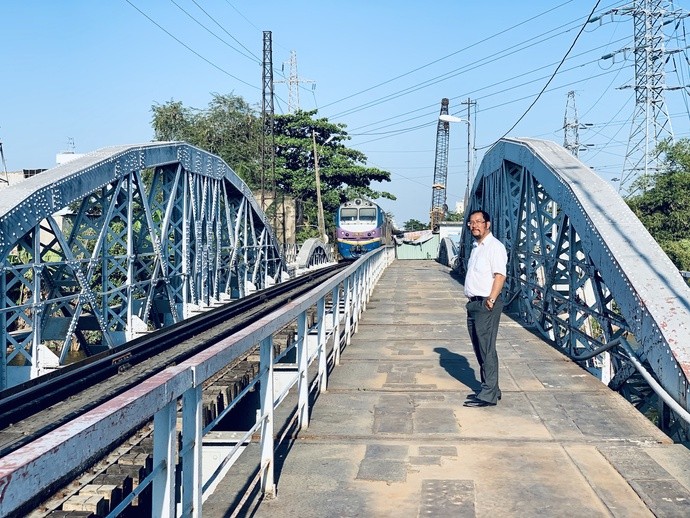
[460, 138, 690, 440]
[0, 143, 285, 389]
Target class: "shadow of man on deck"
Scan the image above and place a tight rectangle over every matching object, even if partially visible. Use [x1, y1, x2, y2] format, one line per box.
[433, 346, 481, 392]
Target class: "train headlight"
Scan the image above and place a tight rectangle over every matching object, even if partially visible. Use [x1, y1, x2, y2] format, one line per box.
[367, 232, 372, 236]
[345, 233, 350, 237]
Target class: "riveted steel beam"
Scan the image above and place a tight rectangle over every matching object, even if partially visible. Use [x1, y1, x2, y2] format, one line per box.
[0, 142, 285, 389]
[460, 137, 690, 439]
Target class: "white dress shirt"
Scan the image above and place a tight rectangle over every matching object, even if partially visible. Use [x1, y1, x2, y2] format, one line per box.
[464, 232, 507, 298]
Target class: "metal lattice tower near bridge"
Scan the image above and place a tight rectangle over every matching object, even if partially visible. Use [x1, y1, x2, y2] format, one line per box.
[593, 0, 684, 195]
[276, 50, 315, 114]
[563, 90, 581, 157]
[430, 98, 450, 232]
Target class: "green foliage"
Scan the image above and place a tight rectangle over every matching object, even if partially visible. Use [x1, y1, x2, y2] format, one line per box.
[295, 225, 322, 243]
[151, 94, 263, 188]
[150, 99, 193, 141]
[403, 219, 428, 231]
[659, 239, 690, 272]
[627, 138, 690, 272]
[444, 210, 464, 222]
[151, 98, 395, 237]
[271, 110, 395, 233]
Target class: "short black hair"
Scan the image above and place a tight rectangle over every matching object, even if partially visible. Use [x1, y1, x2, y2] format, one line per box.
[469, 209, 491, 223]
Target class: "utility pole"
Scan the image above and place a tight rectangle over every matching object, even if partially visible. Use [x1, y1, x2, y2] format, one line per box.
[460, 98, 476, 210]
[312, 131, 327, 243]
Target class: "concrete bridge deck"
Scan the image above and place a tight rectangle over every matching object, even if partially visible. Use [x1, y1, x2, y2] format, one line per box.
[203, 260, 690, 517]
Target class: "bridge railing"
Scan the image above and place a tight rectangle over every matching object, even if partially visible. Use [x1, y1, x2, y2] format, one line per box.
[0, 246, 395, 517]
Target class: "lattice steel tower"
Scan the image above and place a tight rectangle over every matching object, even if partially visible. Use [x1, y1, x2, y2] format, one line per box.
[563, 91, 581, 157]
[277, 50, 315, 114]
[563, 91, 592, 158]
[595, 0, 683, 195]
[0, 140, 8, 184]
[430, 98, 450, 232]
[261, 31, 276, 217]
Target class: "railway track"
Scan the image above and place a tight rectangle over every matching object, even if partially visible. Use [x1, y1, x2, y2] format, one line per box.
[1, 264, 346, 517]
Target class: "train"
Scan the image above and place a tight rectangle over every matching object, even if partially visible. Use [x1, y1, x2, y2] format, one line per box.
[335, 198, 392, 260]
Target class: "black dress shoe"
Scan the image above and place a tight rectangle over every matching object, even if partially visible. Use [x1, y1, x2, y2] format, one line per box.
[467, 393, 501, 401]
[463, 399, 497, 407]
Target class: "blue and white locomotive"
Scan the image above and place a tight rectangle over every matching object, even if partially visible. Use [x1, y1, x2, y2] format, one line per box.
[335, 198, 390, 259]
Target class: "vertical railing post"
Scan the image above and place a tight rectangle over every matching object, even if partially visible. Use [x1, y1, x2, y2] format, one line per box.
[182, 173, 191, 317]
[317, 296, 327, 393]
[296, 311, 309, 429]
[344, 276, 353, 346]
[31, 228, 42, 379]
[362, 258, 371, 310]
[152, 399, 177, 518]
[181, 384, 203, 517]
[353, 268, 363, 334]
[331, 285, 341, 366]
[0, 263, 6, 390]
[259, 336, 276, 496]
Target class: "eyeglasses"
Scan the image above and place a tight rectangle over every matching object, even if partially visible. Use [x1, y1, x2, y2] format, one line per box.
[467, 220, 486, 227]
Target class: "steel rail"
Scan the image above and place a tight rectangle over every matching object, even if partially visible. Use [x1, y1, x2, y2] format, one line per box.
[0, 263, 346, 457]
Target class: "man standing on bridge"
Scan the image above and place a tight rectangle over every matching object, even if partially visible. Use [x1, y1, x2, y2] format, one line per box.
[463, 210, 507, 408]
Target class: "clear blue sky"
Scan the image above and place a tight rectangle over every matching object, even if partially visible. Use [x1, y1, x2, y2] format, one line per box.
[2, 1, 690, 226]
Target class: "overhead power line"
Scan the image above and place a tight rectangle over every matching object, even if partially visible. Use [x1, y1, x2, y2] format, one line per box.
[320, 0, 578, 111]
[480, 0, 603, 148]
[125, 0, 259, 90]
[328, 15, 589, 120]
[188, 0, 261, 62]
[169, 0, 260, 63]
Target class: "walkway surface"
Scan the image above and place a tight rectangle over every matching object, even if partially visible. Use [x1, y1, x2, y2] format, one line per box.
[203, 259, 690, 517]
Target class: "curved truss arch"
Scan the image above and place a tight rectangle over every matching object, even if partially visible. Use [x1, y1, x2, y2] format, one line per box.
[437, 237, 458, 269]
[460, 137, 690, 439]
[293, 238, 334, 271]
[0, 142, 285, 388]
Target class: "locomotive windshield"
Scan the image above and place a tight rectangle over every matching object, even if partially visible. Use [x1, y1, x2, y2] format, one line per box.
[359, 208, 377, 221]
[340, 208, 358, 221]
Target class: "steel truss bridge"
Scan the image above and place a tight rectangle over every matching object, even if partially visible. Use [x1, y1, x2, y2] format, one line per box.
[3, 137, 690, 441]
[444, 137, 690, 441]
[0, 142, 332, 390]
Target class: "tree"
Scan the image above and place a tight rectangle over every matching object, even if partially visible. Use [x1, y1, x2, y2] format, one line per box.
[403, 219, 428, 231]
[150, 99, 395, 239]
[272, 110, 394, 235]
[444, 210, 464, 222]
[627, 138, 690, 272]
[150, 100, 193, 141]
[151, 94, 263, 188]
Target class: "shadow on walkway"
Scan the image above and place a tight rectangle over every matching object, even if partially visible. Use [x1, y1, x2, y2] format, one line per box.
[434, 346, 481, 392]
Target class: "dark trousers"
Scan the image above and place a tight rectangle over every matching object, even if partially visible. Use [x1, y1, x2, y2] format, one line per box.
[466, 297, 503, 403]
